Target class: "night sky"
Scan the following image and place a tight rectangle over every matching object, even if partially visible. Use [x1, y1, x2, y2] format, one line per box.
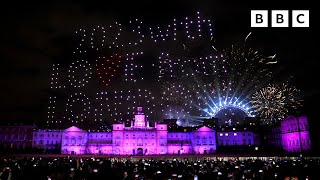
[0, 1, 317, 128]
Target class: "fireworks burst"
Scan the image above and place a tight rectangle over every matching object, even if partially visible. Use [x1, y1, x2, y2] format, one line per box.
[221, 43, 274, 96]
[251, 83, 302, 124]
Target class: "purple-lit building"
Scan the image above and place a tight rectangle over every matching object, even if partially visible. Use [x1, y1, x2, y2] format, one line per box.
[0, 124, 34, 150]
[29, 107, 312, 155]
[217, 130, 258, 146]
[281, 116, 311, 152]
[33, 129, 62, 150]
[33, 107, 217, 155]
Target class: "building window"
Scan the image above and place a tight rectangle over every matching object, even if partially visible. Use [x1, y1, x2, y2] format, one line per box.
[115, 137, 120, 146]
[138, 138, 143, 146]
[71, 138, 76, 145]
[202, 137, 207, 144]
[209, 137, 213, 144]
[160, 137, 165, 146]
[65, 137, 69, 145]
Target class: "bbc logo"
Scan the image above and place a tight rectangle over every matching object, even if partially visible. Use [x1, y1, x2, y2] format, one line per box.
[251, 10, 309, 27]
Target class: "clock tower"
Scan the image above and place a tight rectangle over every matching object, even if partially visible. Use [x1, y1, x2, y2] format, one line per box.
[133, 106, 149, 128]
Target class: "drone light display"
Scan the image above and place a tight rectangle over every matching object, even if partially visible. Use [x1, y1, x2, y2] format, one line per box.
[47, 12, 302, 129]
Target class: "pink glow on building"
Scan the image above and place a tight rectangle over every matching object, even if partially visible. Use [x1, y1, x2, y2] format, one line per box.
[30, 107, 312, 154]
[281, 116, 311, 152]
[61, 126, 88, 154]
[42, 107, 217, 155]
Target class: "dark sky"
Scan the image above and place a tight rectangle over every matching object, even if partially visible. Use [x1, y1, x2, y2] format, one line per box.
[0, 0, 318, 126]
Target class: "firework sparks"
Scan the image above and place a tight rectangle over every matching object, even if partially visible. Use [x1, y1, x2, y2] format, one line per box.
[251, 83, 302, 124]
[245, 32, 251, 41]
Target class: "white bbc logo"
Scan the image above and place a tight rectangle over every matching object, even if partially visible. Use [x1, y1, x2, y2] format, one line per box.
[251, 10, 309, 27]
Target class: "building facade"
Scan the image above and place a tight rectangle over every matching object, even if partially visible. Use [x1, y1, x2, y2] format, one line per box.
[0, 124, 33, 151]
[281, 116, 311, 152]
[33, 129, 62, 150]
[33, 107, 217, 155]
[217, 131, 258, 147]
[0, 108, 309, 155]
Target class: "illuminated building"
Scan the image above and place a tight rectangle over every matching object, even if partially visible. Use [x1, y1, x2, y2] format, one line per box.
[34, 107, 217, 155]
[280, 116, 311, 152]
[30, 108, 313, 154]
[0, 124, 34, 151]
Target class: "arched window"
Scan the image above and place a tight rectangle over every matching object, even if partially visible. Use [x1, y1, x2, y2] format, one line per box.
[115, 136, 121, 146]
[196, 136, 200, 144]
[160, 137, 165, 146]
[138, 138, 143, 146]
[202, 137, 207, 144]
[71, 137, 76, 145]
[65, 137, 69, 145]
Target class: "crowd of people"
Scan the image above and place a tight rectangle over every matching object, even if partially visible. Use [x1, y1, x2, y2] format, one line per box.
[0, 156, 318, 179]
